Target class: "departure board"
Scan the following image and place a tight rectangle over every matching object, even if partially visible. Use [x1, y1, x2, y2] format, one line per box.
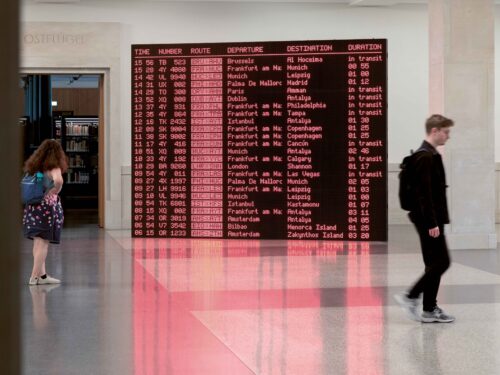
[132, 39, 387, 241]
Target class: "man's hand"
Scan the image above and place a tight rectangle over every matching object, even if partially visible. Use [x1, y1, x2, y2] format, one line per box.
[429, 226, 440, 238]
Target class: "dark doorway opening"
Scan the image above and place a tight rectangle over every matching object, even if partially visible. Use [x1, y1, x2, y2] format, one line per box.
[20, 74, 102, 226]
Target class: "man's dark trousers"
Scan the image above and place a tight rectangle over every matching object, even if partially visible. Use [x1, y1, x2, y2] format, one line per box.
[407, 223, 451, 312]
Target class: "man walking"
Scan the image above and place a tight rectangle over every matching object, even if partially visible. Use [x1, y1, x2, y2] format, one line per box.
[395, 114, 455, 323]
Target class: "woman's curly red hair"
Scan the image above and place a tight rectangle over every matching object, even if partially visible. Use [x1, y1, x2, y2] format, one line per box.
[24, 139, 68, 174]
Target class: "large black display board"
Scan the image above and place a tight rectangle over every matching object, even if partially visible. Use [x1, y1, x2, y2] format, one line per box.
[132, 39, 387, 240]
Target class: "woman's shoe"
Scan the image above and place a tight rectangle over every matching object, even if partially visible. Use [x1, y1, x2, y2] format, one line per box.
[28, 275, 61, 285]
[37, 275, 61, 285]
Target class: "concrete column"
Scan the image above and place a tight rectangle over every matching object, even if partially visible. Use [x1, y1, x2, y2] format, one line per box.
[0, 0, 20, 373]
[429, 0, 496, 249]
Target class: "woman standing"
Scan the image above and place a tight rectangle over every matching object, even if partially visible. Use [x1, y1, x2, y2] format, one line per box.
[23, 139, 67, 285]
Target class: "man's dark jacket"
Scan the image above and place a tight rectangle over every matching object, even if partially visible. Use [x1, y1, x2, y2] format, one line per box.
[409, 140, 450, 229]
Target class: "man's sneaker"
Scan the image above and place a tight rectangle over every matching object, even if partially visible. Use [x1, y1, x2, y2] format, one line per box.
[37, 275, 61, 285]
[394, 292, 421, 321]
[421, 307, 455, 323]
[28, 276, 39, 285]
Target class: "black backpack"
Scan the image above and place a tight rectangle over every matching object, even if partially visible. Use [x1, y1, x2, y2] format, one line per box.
[398, 148, 425, 211]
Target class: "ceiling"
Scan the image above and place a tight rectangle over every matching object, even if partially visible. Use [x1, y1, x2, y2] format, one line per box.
[25, 0, 428, 5]
[51, 75, 99, 89]
[23, 0, 500, 7]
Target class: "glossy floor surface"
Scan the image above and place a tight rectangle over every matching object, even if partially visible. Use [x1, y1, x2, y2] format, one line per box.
[21, 214, 500, 374]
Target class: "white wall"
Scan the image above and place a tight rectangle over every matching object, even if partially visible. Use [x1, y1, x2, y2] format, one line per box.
[496, 7, 500, 164]
[21, 1, 430, 165]
[23, 2, 500, 228]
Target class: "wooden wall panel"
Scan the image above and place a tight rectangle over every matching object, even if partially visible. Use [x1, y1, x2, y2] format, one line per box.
[98, 76, 104, 228]
[19, 87, 24, 114]
[52, 88, 99, 116]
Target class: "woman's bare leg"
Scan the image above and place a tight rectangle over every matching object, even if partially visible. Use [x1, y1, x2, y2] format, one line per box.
[31, 237, 49, 278]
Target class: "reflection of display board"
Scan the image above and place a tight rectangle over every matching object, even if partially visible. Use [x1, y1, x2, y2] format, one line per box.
[132, 39, 387, 241]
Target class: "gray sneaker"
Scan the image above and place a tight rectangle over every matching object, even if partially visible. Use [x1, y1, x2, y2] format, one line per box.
[421, 307, 455, 323]
[394, 292, 421, 321]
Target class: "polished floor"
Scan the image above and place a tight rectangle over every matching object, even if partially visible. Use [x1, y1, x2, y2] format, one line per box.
[21, 215, 500, 374]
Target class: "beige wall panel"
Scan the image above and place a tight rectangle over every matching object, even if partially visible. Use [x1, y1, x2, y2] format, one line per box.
[21, 22, 122, 229]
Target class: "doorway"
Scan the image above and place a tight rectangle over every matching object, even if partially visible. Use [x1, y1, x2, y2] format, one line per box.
[20, 73, 104, 227]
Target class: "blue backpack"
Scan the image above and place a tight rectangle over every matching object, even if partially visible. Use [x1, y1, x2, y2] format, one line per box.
[21, 172, 45, 205]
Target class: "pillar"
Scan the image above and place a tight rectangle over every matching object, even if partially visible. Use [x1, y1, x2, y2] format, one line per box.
[0, 0, 20, 373]
[429, 0, 496, 249]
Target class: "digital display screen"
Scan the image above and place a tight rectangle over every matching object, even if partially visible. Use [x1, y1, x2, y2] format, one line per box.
[132, 39, 387, 241]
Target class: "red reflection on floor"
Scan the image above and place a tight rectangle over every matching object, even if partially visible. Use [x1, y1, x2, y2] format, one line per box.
[172, 288, 322, 311]
[346, 248, 384, 375]
[133, 255, 254, 374]
[133, 239, 383, 374]
[132, 238, 368, 259]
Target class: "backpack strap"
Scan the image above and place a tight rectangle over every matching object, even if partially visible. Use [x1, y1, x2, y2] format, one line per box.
[411, 147, 427, 155]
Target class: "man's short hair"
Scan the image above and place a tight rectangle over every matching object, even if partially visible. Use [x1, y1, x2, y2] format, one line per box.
[425, 114, 454, 134]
